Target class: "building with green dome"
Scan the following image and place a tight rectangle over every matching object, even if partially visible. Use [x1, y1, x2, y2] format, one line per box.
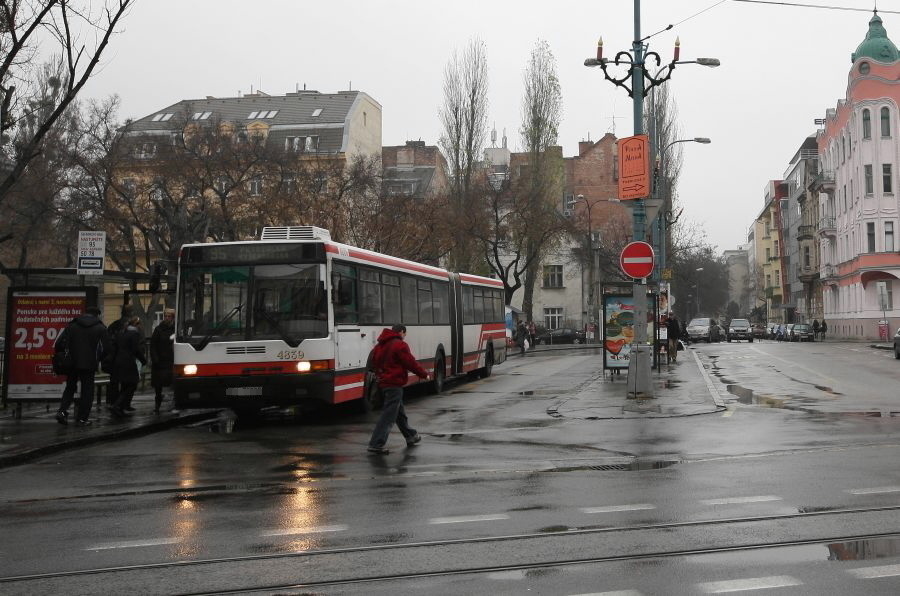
[813, 11, 900, 339]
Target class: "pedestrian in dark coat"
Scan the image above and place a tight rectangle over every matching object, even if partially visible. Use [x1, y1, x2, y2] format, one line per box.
[812, 319, 820, 340]
[820, 319, 828, 340]
[110, 317, 147, 417]
[666, 312, 681, 363]
[56, 307, 111, 425]
[367, 324, 429, 455]
[150, 309, 175, 414]
[515, 320, 528, 355]
[106, 304, 141, 407]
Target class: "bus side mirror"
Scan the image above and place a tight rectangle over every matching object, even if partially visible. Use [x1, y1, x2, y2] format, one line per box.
[335, 278, 353, 305]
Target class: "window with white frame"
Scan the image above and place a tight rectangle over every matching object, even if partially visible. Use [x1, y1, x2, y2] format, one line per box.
[868, 222, 876, 252]
[882, 107, 891, 137]
[151, 113, 174, 122]
[311, 108, 323, 117]
[192, 111, 212, 120]
[248, 176, 263, 196]
[886, 221, 895, 252]
[135, 142, 156, 159]
[884, 163, 893, 194]
[563, 193, 575, 213]
[865, 165, 874, 194]
[544, 307, 563, 330]
[877, 280, 893, 310]
[305, 135, 318, 152]
[863, 108, 872, 139]
[149, 178, 165, 202]
[542, 265, 564, 288]
[214, 176, 229, 193]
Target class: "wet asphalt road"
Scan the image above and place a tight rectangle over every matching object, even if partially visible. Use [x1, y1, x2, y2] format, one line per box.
[2, 341, 900, 595]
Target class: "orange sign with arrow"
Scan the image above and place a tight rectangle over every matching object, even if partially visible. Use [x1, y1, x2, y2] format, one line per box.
[617, 134, 650, 200]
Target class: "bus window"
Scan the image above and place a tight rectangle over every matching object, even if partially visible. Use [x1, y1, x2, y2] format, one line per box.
[359, 268, 381, 325]
[382, 273, 401, 324]
[432, 282, 449, 324]
[332, 263, 358, 324]
[178, 266, 248, 338]
[252, 263, 326, 341]
[462, 286, 474, 324]
[401, 276, 418, 325]
[473, 287, 485, 323]
[418, 279, 433, 324]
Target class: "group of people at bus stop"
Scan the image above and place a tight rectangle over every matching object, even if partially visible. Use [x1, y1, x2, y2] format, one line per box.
[53, 304, 176, 425]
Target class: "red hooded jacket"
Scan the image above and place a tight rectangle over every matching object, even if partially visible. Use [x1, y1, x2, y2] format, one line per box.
[372, 328, 429, 388]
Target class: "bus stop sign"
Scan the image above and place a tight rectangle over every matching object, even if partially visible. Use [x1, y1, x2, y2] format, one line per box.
[620, 241, 655, 279]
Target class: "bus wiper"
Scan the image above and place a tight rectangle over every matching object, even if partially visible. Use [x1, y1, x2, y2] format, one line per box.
[195, 303, 244, 351]
[254, 308, 300, 347]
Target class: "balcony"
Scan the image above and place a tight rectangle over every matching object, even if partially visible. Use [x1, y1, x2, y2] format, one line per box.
[768, 255, 781, 263]
[821, 264, 839, 285]
[797, 264, 818, 282]
[818, 216, 836, 238]
[765, 287, 782, 298]
[809, 170, 835, 194]
[797, 224, 815, 240]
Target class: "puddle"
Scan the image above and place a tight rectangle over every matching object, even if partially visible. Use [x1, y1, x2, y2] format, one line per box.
[689, 536, 900, 565]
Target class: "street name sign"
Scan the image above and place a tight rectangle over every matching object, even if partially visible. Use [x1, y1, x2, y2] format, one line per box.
[620, 241, 655, 279]
[77, 231, 106, 275]
[616, 134, 650, 200]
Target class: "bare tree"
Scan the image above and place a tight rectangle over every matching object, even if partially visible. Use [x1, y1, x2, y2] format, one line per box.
[438, 37, 489, 272]
[0, 0, 135, 208]
[518, 39, 564, 321]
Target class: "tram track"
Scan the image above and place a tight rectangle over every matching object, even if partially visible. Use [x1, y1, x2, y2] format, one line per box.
[4, 504, 900, 594]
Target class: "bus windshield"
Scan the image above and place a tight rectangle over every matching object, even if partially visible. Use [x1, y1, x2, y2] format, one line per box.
[178, 263, 327, 346]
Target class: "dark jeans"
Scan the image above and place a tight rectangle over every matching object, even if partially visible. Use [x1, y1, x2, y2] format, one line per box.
[112, 381, 137, 410]
[368, 387, 417, 449]
[59, 370, 96, 421]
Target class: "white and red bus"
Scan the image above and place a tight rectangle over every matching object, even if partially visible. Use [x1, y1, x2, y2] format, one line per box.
[173, 226, 507, 412]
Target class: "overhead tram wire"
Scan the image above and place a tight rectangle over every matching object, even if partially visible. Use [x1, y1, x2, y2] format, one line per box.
[732, 0, 900, 14]
[655, 0, 900, 42]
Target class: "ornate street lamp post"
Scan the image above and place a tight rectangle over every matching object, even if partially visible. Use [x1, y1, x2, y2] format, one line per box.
[583, 0, 718, 397]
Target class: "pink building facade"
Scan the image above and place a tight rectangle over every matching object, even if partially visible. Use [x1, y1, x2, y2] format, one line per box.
[816, 12, 900, 339]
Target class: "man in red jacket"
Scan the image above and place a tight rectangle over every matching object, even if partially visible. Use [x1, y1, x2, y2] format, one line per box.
[368, 324, 429, 455]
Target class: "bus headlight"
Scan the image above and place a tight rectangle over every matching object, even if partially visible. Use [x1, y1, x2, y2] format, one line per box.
[296, 361, 311, 373]
[183, 364, 198, 375]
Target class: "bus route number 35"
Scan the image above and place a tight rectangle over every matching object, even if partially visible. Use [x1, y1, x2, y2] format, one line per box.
[277, 350, 304, 360]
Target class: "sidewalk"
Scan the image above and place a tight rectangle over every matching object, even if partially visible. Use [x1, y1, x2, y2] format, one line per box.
[538, 346, 725, 419]
[0, 389, 219, 469]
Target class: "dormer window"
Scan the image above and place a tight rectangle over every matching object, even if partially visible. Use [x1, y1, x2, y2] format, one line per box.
[192, 111, 212, 120]
[151, 113, 174, 122]
[311, 108, 323, 117]
[249, 110, 278, 119]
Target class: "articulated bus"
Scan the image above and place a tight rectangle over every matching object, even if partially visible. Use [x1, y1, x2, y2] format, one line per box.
[173, 226, 507, 413]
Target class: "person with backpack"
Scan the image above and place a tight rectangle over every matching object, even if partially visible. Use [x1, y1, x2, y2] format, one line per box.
[367, 324, 429, 455]
[55, 307, 111, 426]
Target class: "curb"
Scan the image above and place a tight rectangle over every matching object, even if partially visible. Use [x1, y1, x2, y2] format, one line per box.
[0, 410, 221, 469]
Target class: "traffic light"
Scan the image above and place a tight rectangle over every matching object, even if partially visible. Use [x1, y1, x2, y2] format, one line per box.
[149, 260, 166, 293]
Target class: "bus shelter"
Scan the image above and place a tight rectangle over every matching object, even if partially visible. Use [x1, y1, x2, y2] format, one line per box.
[1, 268, 175, 415]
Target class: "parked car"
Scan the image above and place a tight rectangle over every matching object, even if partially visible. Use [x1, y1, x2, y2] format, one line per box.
[789, 323, 814, 342]
[751, 323, 767, 339]
[686, 317, 723, 343]
[727, 318, 753, 342]
[894, 327, 900, 359]
[536, 327, 585, 345]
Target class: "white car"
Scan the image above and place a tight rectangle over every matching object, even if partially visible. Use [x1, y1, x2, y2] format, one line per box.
[686, 317, 723, 343]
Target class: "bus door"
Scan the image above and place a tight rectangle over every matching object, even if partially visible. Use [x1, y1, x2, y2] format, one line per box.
[447, 273, 464, 375]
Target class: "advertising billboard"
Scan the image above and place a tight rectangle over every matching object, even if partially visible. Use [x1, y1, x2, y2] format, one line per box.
[2, 288, 95, 404]
[602, 293, 658, 370]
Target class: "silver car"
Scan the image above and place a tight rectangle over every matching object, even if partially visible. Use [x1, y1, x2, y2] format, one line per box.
[686, 317, 722, 343]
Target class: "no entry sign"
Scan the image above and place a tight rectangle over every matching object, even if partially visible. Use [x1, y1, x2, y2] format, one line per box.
[620, 241, 655, 279]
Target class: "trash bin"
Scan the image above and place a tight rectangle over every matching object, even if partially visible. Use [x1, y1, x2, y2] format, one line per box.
[878, 320, 889, 340]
